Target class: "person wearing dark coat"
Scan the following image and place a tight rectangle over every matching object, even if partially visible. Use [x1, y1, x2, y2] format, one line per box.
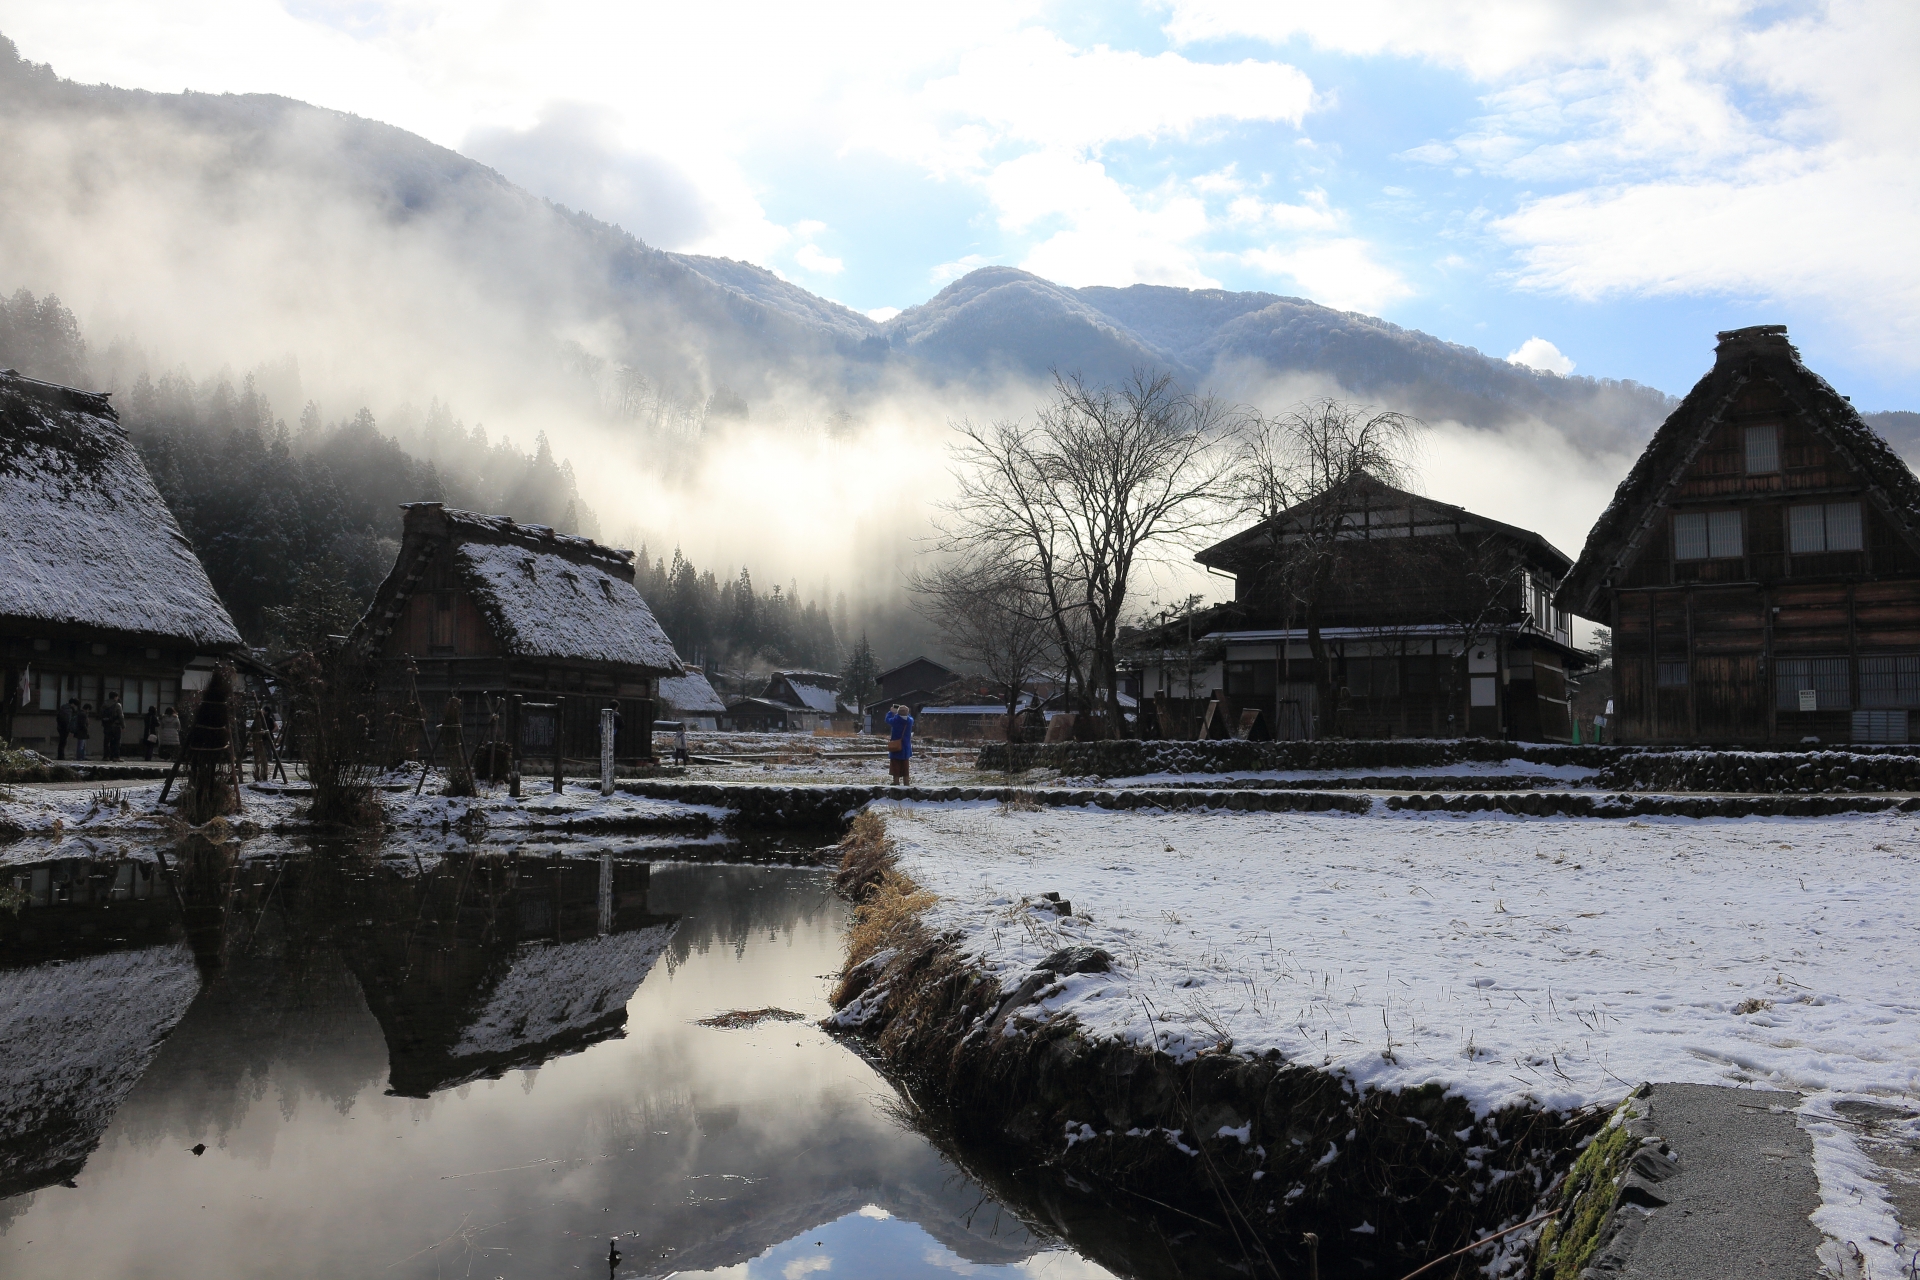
[54, 698, 73, 759]
[142, 704, 160, 761]
[100, 692, 125, 761]
[884, 704, 914, 785]
[73, 701, 91, 760]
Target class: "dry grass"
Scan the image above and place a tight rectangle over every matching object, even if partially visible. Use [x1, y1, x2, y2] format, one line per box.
[832, 810, 938, 997]
[998, 793, 1043, 813]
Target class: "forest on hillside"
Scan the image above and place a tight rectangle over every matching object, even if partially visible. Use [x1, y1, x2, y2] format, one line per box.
[0, 287, 853, 674]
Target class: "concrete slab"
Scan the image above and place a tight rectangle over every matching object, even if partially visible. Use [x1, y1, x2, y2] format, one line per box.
[1607, 1084, 1824, 1279]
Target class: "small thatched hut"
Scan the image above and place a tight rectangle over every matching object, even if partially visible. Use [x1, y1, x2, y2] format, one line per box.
[351, 503, 683, 764]
[0, 370, 243, 752]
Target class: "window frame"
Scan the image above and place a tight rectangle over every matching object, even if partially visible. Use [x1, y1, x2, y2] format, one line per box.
[1744, 424, 1780, 474]
[1672, 509, 1743, 561]
[1788, 501, 1864, 554]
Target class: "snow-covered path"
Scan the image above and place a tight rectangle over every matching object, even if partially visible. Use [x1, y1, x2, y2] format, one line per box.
[881, 803, 1920, 1268]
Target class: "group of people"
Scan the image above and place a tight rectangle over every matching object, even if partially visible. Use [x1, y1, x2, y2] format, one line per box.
[54, 694, 182, 762]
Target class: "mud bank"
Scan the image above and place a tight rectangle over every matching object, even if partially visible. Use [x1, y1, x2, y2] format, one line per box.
[976, 739, 1636, 776]
[826, 816, 1601, 1277]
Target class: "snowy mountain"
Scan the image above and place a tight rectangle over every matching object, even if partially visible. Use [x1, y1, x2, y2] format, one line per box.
[1, 33, 1672, 446]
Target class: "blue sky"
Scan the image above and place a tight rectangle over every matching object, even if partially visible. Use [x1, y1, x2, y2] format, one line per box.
[7, 0, 1916, 407]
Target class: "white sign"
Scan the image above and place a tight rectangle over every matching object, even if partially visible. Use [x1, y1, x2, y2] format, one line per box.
[1797, 688, 1818, 713]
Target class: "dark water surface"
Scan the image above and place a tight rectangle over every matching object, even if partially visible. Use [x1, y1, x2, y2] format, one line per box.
[0, 840, 1118, 1279]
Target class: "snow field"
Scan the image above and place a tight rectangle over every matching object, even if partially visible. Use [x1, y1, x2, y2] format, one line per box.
[880, 804, 1920, 1270]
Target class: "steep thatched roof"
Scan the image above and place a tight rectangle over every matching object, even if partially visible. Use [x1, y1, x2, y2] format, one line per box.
[0, 370, 242, 648]
[658, 668, 726, 715]
[1556, 326, 1920, 621]
[358, 504, 683, 674]
[1195, 473, 1574, 577]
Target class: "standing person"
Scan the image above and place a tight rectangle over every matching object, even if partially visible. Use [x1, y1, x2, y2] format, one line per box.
[100, 691, 125, 761]
[142, 703, 160, 761]
[73, 701, 91, 761]
[885, 703, 914, 786]
[55, 697, 73, 759]
[158, 706, 181, 760]
[673, 720, 689, 765]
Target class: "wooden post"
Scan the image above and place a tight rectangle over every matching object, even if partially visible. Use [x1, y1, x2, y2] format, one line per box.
[599, 706, 615, 796]
[509, 693, 522, 798]
[553, 699, 564, 794]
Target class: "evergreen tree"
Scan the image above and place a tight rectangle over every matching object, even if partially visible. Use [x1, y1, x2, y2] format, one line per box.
[841, 633, 879, 709]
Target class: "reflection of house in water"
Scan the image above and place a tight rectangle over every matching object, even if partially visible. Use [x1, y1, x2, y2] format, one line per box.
[344, 853, 679, 1097]
[0, 855, 202, 1198]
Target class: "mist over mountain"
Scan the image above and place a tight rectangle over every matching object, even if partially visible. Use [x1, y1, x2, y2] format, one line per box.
[13, 27, 1911, 648]
[0, 32, 1679, 447]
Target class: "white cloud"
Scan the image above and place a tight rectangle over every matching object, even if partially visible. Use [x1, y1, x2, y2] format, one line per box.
[782, 1256, 832, 1279]
[1240, 238, 1412, 313]
[1506, 337, 1575, 375]
[855, 1205, 892, 1219]
[989, 152, 1218, 288]
[795, 243, 845, 275]
[864, 306, 902, 323]
[930, 254, 996, 286]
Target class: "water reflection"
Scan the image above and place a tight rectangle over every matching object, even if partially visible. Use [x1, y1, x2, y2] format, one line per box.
[0, 841, 1118, 1279]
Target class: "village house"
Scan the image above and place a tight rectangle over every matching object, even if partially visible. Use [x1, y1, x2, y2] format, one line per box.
[1132, 476, 1586, 741]
[1557, 325, 1920, 745]
[862, 656, 957, 732]
[655, 665, 728, 731]
[0, 371, 245, 754]
[728, 670, 854, 733]
[350, 503, 682, 764]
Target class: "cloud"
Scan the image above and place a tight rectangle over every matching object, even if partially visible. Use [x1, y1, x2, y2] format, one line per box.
[794, 243, 845, 275]
[864, 306, 902, 322]
[1506, 337, 1574, 375]
[989, 152, 1217, 288]
[782, 1256, 832, 1279]
[463, 103, 718, 249]
[1240, 238, 1412, 313]
[930, 254, 996, 285]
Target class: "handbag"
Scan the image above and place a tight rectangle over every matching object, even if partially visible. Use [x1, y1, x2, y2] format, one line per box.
[887, 737, 903, 753]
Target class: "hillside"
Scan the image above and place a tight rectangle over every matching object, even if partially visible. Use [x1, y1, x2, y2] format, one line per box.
[0, 33, 1680, 451]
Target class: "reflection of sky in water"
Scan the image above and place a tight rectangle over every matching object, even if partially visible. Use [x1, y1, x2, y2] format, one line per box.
[0, 859, 1117, 1279]
[676, 1206, 1119, 1278]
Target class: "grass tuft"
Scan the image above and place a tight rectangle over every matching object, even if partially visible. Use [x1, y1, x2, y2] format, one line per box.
[831, 810, 937, 1002]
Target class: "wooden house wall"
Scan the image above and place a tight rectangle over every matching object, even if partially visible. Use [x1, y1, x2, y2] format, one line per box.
[1608, 374, 1920, 743]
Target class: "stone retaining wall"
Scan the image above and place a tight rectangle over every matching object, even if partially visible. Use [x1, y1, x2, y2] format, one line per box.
[1387, 791, 1919, 818]
[618, 780, 1370, 825]
[1593, 750, 1920, 794]
[977, 739, 1635, 777]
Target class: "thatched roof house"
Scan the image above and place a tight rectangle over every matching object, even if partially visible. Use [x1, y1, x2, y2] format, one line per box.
[0, 370, 242, 751]
[353, 503, 684, 762]
[1556, 325, 1920, 744]
[657, 666, 727, 730]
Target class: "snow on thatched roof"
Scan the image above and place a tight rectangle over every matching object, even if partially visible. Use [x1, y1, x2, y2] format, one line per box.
[0, 371, 241, 648]
[373, 504, 682, 674]
[0, 941, 202, 1196]
[1557, 326, 1920, 621]
[658, 668, 727, 715]
[770, 671, 841, 714]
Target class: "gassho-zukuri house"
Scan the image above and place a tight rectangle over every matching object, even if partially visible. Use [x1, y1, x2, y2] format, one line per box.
[1557, 325, 1920, 745]
[350, 503, 683, 763]
[0, 370, 244, 752]
[1130, 476, 1587, 742]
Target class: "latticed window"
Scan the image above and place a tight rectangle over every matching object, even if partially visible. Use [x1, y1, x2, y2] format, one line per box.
[1859, 655, 1920, 708]
[1788, 502, 1863, 553]
[1744, 424, 1780, 474]
[1775, 657, 1850, 710]
[1673, 510, 1742, 560]
[1656, 660, 1689, 687]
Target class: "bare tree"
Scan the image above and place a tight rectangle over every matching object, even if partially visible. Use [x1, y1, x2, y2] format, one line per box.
[1227, 398, 1424, 736]
[909, 556, 1054, 741]
[943, 370, 1236, 736]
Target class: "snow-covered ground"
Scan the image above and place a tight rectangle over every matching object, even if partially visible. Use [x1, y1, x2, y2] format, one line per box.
[878, 803, 1920, 1272]
[0, 775, 719, 848]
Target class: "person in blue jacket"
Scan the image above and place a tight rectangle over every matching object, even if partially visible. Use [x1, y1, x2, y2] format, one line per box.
[884, 703, 914, 785]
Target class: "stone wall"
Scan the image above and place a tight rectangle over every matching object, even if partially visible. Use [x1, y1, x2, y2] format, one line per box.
[1593, 750, 1920, 794]
[976, 739, 1637, 777]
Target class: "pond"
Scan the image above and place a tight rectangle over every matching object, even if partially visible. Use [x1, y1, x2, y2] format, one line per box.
[0, 838, 1126, 1279]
